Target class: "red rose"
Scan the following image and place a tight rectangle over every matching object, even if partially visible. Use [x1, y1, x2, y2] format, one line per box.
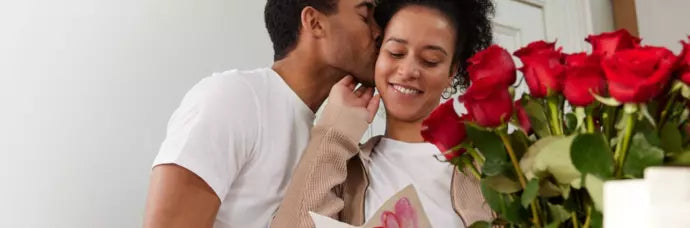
[513, 40, 557, 57]
[563, 53, 607, 106]
[564, 52, 590, 67]
[468, 45, 517, 87]
[514, 41, 566, 98]
[586, 29, 641, 58]
[421, 99, 468, 160]
[678, 36, 690, 84]
[461, 83, 513, 128]
[602, 46, 677, 103]
[514, 100, 531, 133]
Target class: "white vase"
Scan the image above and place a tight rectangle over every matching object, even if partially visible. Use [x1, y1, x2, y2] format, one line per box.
[604, 167, 690, 228]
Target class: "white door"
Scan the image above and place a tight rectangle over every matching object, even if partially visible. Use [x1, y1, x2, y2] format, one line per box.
[363, 0, 605, 141]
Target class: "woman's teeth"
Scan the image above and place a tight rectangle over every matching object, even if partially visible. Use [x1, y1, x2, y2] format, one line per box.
[392, 84, 421, 95]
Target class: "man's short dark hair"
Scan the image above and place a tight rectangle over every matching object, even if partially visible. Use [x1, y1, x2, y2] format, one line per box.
[265, 0, 339, 61]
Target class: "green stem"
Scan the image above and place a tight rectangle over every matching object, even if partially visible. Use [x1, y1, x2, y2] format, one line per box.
[659, 90, 680, 129]
[468, 164, 482, 180]
[467, 147, 486, 166]
[497, 132, 527, 187]
[582, 206, 593, 228]
[497, 131, 541, 228]
[548, 96, 564, 135]
[603, 107, 618, 141]
[459, 157, 482, 180]
[586, 111, 595, 134]
[614, 112, 637, 178]
[530, 202, 542, 228]
[571, 212, 580, 228]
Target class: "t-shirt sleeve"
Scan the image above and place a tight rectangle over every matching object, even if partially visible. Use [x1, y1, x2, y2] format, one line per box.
[153, 74, 259, 201]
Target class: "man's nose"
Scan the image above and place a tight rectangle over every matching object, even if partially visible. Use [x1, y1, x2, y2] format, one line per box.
[372, 22, 382, 44]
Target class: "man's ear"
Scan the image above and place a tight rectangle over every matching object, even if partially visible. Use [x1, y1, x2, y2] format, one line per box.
[300, 6, 327, 38]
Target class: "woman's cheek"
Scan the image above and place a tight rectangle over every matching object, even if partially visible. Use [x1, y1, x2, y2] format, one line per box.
[375, 57, 395, 87]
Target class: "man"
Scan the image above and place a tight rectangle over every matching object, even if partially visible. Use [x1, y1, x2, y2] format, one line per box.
[143, 0, 381, 227]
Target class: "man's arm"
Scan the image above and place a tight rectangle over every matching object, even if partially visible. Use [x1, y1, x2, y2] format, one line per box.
[143, 75, 258, 227]
[144, 164, 219, 228]
[271, 76, 380, 228]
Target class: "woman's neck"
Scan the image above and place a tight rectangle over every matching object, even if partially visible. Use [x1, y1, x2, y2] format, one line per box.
[384, 117, 424, 143]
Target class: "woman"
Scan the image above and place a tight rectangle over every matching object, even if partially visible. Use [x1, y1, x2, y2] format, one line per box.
[271, 0, 495, 227]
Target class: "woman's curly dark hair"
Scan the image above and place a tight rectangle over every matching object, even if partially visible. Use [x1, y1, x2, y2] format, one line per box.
[374, 0, 495, 97]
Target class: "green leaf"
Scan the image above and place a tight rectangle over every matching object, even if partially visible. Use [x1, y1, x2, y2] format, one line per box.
[590, 209, 604, 228]
[545, 223, 560, 228]
[547, 203, 570, 224]
[571, 133, 614, 179]
[482, 160, 510, 177]
[537, 179, 563, 197]
[562, 188, 581, 212]
[524, 98, 552, 138]
[670, 151, 690, 165]
[593, 93, 622, 106]
[679, 108, 690, 124]
[681, 81, 690, 99]
[521, 178, 539, 208]
[584, 174, 604, 212]
[509, 130, 530, 159]
[623, 133, 665, 178]
[485, 175, 522, 194]
[660, 123, 683, 154]
[575, 107, 587, 131]
[468, 221, 491, 228]
[503, 197, 529, 225]
[640, 104, 657, 127]
[521, 136, 582, 186]
[454, 155, 472, 176]
[623, 103, 639, 114]
[466, 124, 508, 176]
[565, 112, 578, 134]
[480, 179, 505, 213]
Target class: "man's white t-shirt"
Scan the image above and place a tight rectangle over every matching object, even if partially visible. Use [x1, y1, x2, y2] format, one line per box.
[153, 68, 315, 228]
[364, 138, 464, 228]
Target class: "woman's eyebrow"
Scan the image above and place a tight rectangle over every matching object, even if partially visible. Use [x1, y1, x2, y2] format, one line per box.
[384, 37, 407, 44]
[423, 45, 448, 56]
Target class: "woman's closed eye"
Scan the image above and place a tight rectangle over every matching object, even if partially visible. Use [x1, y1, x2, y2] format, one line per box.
[389, 51, 405, 59]
[422, 59, 440, 67]
[420, 51, 445, 67]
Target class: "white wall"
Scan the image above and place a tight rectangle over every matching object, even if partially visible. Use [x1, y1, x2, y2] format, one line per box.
[636, 0, 690, 53]
[0, 0, 272, 227]
[588, 0, 615, 35]
[542, 0, 615, 53]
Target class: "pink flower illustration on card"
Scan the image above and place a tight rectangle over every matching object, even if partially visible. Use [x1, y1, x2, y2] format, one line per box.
[374, 197, 419, 228]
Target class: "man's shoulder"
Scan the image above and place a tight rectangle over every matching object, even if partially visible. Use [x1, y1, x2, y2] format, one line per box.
[191, 67, 274, 99]
[178, 68, 276, 117]
[209, 67, 273, 87]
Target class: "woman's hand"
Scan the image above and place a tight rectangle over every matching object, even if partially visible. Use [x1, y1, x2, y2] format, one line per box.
[327, 75, 381, 124]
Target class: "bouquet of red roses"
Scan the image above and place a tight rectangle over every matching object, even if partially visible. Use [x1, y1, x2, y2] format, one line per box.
[421, 29, 690, 228]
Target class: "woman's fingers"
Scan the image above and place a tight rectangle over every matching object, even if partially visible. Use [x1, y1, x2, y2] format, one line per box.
[360, 87, 374, 100]
[353, 85, 368, 97]
[366, 94, 381, 123]
[336, 75, 356, 90]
